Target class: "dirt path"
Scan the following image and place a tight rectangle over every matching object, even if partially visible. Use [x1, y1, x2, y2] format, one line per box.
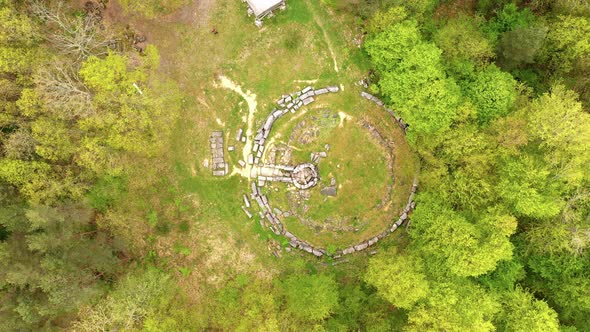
[217, 75, 257, 178]
[307, 0, 339, 73]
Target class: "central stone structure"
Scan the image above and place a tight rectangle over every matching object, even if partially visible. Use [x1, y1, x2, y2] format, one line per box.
[291, 163, 319, 189]
[253, 162, 319, 189]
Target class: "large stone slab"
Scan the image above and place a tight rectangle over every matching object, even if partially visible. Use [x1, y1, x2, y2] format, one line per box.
[320, 186, 337, 196]
[302, 97, 315, 105]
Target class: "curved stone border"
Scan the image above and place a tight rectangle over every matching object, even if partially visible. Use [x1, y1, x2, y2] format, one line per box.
[245, 86, 418, 258]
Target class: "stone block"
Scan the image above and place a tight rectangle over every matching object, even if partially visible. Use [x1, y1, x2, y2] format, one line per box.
[342, 247, 355, 255]
[354, 242, 368, 251]
[242, 206, 252, 218]
[361, 91, 373, 100]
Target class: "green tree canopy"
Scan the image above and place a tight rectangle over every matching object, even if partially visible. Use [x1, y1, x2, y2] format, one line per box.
[364, 251, 429, 309]
[406, 281, 499, 332]
[526, 85, 590, 187]
[434, 15, 494, 66]
[0, 202, 121, 330]
[495, 287, 559, 332]
[464, 64, 517, 124]
[410, 193, 516, 277]
[365, 19, 461, 138]
[283, 274, 339, 322]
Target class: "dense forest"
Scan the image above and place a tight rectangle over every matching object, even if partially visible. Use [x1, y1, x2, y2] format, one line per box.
[1, 0, 589, 331]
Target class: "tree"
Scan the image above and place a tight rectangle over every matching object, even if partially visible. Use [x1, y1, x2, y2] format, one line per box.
[485, 3, 535, 40]
[202, 275, 281, 331]
[546, 15, 590, 74]
[0, 202, 121, 330]
[527, 85, 590, 187]
[495, 287, 559, 332]
[3, 128, 36, 160]
[364, 251, 429, 309]
[435, 124, 498, 211]
[366, 6, 407, 35]
[464, 64, 517, 125]
[73, 268, 173, 332]
[497, 155, 564, 219]
[365, 20, 461, 138]
[0, 4, 38, 74]
[33, 64, 95, 120]
[434, 16, 494, 66]
[406, 281, 499, 332]
[410, 193, 516, 277]
[29, 0, 113, 62]
[497, 26, 547, 69]
[31, 118, 75, 162]
[524, 250, 590, 329]
[283, 274, 339, 322]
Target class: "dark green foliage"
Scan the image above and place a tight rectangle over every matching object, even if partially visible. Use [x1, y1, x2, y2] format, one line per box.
[485, 3, 535, 40]
[525, 251, 590, 328]
[494, 286, 560, 332]
[0, 201, 122, 330]
[87, 175, 128, 212]
[477, 259, 526, 291]
[463, 64, 517, 124]
[497, 25, 547, 69]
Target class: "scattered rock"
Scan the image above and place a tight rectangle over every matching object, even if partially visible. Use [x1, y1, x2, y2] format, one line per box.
[320, 186, 337, 196]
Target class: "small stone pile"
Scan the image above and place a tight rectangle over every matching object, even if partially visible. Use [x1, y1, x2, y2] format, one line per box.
[210, 131, 228, 176]
[250, 182, 285, 236]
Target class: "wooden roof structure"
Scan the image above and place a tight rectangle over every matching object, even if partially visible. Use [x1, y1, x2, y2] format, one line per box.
[245, 0, 285, 19]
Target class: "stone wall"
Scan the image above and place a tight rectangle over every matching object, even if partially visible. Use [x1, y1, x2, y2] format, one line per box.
[241, 86, 418, 258]
[209, 131, 228, 176]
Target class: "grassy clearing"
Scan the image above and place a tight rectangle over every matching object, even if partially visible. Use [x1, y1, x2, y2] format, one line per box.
[103, 0, 415, 284]
[265, 92, 416, 249]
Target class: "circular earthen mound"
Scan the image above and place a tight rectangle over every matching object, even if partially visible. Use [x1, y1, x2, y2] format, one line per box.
[246, 85, 418, 258]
